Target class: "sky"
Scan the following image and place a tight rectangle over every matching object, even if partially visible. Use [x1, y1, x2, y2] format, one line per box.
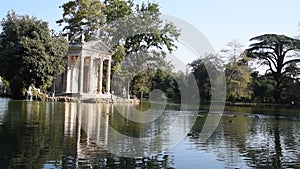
[1, 0, 300, 68]
[157, 0, 300, 51]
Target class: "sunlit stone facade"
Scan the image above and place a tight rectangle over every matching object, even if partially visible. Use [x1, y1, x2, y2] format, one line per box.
[54, 40, 112, 98]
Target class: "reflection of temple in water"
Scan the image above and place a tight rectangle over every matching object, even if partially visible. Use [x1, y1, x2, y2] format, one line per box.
[1, 101, 190, 168]
[63, 103, 110, 168]
[2, 100, 300, 168]
[62, 103, 177, 168]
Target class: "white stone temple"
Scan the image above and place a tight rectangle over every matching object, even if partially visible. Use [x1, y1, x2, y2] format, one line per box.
[54, 40, 112, 99]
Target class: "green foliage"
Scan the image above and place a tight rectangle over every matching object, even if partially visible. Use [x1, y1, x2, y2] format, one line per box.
[188, 54, 224, 102]
[0, 77, 10, 96]
[225, 57, 253, 101]
[251, 72, 275, 102]
[58, 0, 180, 54]
[58, 0, 181, 98]
[57, 0, 105, 42]
[284, 78, 300, 103]
[251, 72, 300, 104]
[221, 40, 252, 101]
[0, 11, 68, 98]
[0, 77, 10, 87]
[130, 68, 181, 102]
[101, 1, 180, 78]
[246, 34, 300, 103]
[132, 70, 152, 98]
[188, 58, 210, 102]
[112, 2, 180, 54]
[103, 0, 133, 23]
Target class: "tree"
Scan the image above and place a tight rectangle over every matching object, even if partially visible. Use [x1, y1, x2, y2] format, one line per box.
[220, 39, 244, 63]
[221, 40, 252, 101]
[246, 34, 300, 103]
[101, 1, 180, 79]
[225, 58, 252, 101]
[58, 1, 180, 97]
[188, 58, 210, 102]
[130, 68, 181, 102]
[103, 0, 133, 23]
[188, 54, 223, 102]
[57, 0, 105, 42]
[131, 69, 152, 98]
[151, 69, 179, 101]
[0, 11, 68, 98]
[251, 72, 275, 102]
[57, 0, 180, 56]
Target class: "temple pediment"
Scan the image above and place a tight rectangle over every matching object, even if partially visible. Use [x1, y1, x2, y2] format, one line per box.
[83, 40, 111, 54]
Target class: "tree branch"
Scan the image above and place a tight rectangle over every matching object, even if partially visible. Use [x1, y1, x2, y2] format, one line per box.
[282, 58, 300, 67]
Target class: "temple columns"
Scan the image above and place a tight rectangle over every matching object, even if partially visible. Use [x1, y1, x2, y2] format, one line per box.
[66, 56, 79, 93]
[79, 56, 84, 94]
[98, 59, 103, 94]
[89, 57, 94, 94]
[106, 59, 111, 94]
[64, 55, 111, 96]
[66, 56, 71, 93]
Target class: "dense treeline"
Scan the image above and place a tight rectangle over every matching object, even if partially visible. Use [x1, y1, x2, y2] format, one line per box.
[0, 0, 180, 99]
[0, 0, 300, 104]
[188, 36, 300, 104]
[130, 35, 300, 104]
[0, 11, 68, 99]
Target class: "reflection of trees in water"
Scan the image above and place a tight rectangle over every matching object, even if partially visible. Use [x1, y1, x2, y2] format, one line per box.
[0, 101, 176, 169]
[188, 111, 300, 168]
[2, 101, 300, 168]
[63, 148, 174, 169]
[0, 101, 64, 169]
[245, 118, 300, 168]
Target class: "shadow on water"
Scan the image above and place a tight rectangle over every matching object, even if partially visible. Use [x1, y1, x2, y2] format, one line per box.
[0, 99, 300, 168]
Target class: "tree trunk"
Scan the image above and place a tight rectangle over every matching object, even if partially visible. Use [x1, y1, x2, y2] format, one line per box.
[273, 73, 282, 103]
[273, 85, 281, 103]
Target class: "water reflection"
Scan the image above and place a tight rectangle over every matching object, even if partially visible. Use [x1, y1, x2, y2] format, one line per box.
[0, 100, 64, 169]
[0, 101, 182, 168]
[185, 109, 300, 168]
[0, 99, 300, 168]
[64, 102, 195, 159]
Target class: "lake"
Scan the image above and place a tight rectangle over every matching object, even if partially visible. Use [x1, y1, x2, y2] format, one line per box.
[0, 98, 299, 168]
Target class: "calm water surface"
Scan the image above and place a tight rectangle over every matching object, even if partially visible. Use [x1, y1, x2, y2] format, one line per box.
[0, 98, 300, 168]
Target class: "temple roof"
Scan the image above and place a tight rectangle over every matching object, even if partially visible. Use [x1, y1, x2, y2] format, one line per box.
[68, 40, 112, 58]
[82, 40, 111, 53]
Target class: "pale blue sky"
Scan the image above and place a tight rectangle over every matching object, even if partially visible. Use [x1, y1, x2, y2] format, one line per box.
[1, 0, 300, 52]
